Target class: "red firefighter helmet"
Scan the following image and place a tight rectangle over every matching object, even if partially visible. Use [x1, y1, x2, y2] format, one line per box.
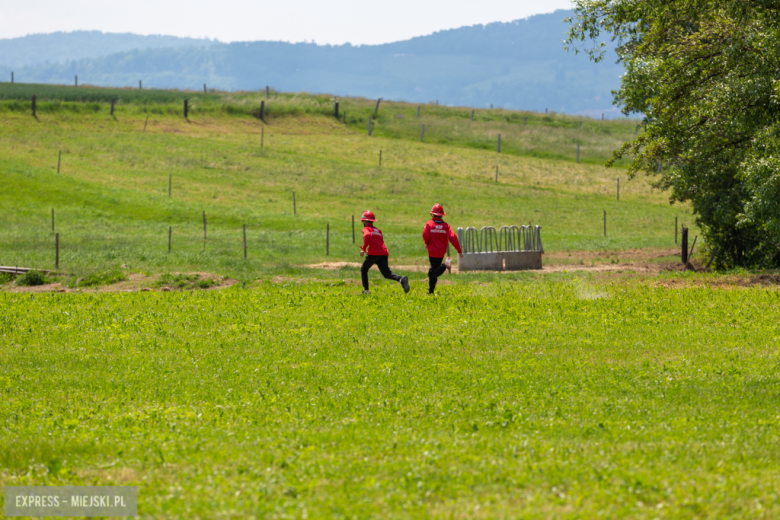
[361, 210, 377, 222]
[430, 203, 446, 216]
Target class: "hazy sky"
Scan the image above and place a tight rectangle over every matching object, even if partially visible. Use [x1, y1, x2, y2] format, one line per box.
[1, 0, 573, 44]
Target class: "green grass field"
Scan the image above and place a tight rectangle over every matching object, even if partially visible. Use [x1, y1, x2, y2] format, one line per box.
[5, 84, 767, 519]
[0, 83, 690, 282]
[2, 279, 780, 518]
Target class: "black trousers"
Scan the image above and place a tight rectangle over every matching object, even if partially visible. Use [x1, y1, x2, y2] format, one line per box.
[428, 256, 447, 293]
[361, 255, 402, 290]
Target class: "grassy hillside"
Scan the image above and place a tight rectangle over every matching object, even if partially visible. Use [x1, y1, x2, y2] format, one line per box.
[0, 83, 640, 166]
[0, 84, 688, 281]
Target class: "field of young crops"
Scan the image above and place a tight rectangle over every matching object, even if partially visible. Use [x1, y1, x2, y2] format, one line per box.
[1, 279, 779, 518]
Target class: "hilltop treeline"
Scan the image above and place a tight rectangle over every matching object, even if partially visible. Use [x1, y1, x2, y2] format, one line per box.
[0, 11, 623, 115]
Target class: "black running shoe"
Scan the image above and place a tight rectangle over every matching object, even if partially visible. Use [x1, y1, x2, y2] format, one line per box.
[401, 276, 410, 294]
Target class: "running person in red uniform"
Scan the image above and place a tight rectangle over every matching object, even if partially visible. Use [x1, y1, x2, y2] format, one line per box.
[359, 210, 410, 295]
[422, 203, 462, 295]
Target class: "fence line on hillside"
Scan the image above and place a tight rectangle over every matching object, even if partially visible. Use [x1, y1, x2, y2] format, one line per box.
[1, 207, 685, 271]
[11, 85, 639, 165]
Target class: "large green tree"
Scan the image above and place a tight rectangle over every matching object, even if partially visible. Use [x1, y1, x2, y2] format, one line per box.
[567, 0, 780, 268]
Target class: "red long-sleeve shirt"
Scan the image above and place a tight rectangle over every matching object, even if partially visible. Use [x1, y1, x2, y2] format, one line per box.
[423, 219, 461, 258]
[361, 225, 389, 256]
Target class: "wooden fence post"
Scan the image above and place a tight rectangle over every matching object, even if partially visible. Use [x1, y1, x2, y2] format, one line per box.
[495, 165, 498, 183]
[261, 126, 264, 149]
[55, 233, 59, 269]
[688, 235, 698, 265]
[139, 80, 142, 90]
[293, 191, 296, 215]
[352, 215, 355, 244]
[576, 143, 580, 163]
[266, 86, 270, 99]
[168, 226, 172, 253]
[603, 210, 607, 237]
[705, 247, 719, 270]
[497, 134, 501, 153]
[471, 110, 474, 121]
[420, 124, 425, 142]
[635, 124, 639, 136]
[184, 99, 188, 119]
[579, 120, 583, 130]
[368, 117, 372, 136]
[11, 72, 13, 83]
[374, 98, 381, 115]
[110, 98, 115, 116]
[203, 211, 207, 252]
[416, 106, 420, 118]
[524, 116, 527, 126]
[57, 150, 61, 174]
[243, 224, 247, 259]
[334, 101, 339, 118]
[379, 150, 382, 167]
[75, 75, 78, 87]
[204, 83, 207, 93]
[143, 115, 149, 132]
[681, 227, 688, 264]
[260, 100, 265, 121]
[326, 223, 330, 256]
[617, 178, 620, 201]
[168, 174, 172, 198]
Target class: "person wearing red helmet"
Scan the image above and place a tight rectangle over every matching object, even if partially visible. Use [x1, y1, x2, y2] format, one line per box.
[422, 203, 462, 295]
[359, 210, 410, 295]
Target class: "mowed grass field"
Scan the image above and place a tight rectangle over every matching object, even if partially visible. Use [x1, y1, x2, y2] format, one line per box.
[2, 280, 780, 518]
[0, 84, 692, 282]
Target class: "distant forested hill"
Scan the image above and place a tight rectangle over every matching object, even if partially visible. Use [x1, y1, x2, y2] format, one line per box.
[0, 11, 624, 116]
[0, 31, 212, 69]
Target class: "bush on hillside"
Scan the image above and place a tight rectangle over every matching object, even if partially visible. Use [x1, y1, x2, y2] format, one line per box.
[74, 268, 127, 287]
[16, 270, 49, 286]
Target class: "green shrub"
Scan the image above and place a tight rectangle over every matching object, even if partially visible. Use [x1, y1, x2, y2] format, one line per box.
[74, 269, 127, 288]
[16, 270, 49, 286]
[196, 278, 218, 289]
[156, 273, 197, 288]
[156, 273, 217, 290]
[0, 272, 15, 284]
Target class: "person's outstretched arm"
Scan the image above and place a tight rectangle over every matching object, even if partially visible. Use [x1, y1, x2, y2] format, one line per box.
[422, 222, 432, 245]
[448, 226, 463, 257]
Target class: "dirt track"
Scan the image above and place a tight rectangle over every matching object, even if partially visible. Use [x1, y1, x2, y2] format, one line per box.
[6, 272, 235, 294]
[8, 248, 779, 293]
[306, 261, 665, 274]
